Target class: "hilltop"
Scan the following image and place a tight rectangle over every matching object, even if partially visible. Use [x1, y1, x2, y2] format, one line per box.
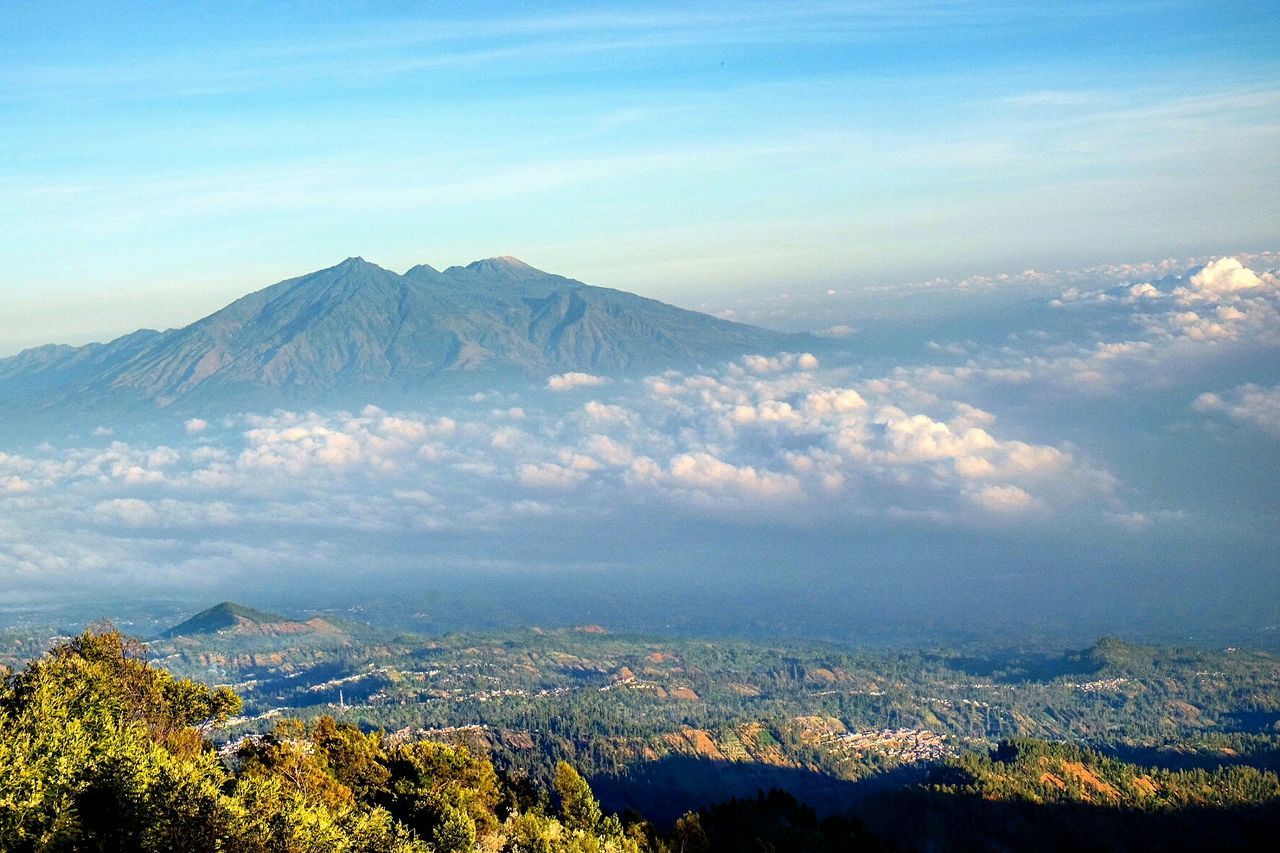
[158, 601, 339, 639]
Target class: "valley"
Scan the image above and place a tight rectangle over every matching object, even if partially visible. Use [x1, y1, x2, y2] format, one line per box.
[9, 603, 1277, 828]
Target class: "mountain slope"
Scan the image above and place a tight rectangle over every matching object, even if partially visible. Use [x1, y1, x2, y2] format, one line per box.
[0, 256, 806, 420]
[159, 601, 336, 638]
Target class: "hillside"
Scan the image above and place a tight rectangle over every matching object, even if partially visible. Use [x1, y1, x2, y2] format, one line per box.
[0, 628, 654, 852]
[4, 628, 1279, 851]
[859, 738, 1280, 851]
[136, 614, 1280, 837]
[159, 601, 338, 639]
[0, 256, 806, 422]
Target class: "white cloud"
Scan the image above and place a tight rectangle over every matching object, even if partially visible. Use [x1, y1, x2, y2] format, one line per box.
[1195, 383, 1280, 435]
[238, 424, 365, 472]
[1185, 257, 1262, 296]
[950, 403, 996, 429]
[518, 462, 588, 489]
[877, 409, 998, 462]
[954, 455, 997, 479]
[581, 400, 634, 424]
[891, 257, 1280, 397]
[970, 484, 1037, 514]
[93, 498, 161, 527]
[377, 415, 428, 441]
[547, 372, 609, 391]
[665, 452, 802, 499]
[1126, 282, 1160, 302]
[803, 389, 866, 415]
[185, 418, 209, 434]
[581, 434, 633, 466]
[490, 426, 526, 449]
[1002, 442, 1069, 473]
[2, 476, 34, 494]
[392, 489, 436, 505]
[92, 497, 236, 528]
[737, 352, 819, 374]
[557, 451, 603, 472]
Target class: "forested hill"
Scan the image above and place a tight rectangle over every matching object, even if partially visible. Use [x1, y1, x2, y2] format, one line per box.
[158, 601, 340, 638]
[858, 738, 1280, 851]
[0, 629, 654, 852]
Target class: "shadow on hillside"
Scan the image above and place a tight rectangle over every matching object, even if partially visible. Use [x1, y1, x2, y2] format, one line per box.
[1103, 742, 1280, 774]
[597, 757, 1280, 851]
[590, 755, 925, 826]
[856, 789, 1280, 852]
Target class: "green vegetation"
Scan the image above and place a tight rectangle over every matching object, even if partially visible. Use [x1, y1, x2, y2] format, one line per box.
[0, 628, 657, 851]
[3, 620, 1279, 850]
[142, 614, 1280, 812]
[859, 738, 1280, 851]
[155, 601, 339, 640]
[160, 602, 291, 638]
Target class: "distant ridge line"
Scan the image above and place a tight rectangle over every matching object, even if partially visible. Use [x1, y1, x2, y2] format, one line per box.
[0, 255, 812, 423]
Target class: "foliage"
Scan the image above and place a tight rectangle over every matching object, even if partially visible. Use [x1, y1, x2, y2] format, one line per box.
[0, 628, 656, 852]
[857, 738, 1280, 851]
[554, 761, 603, 833]
[4, 626, 1280, 851]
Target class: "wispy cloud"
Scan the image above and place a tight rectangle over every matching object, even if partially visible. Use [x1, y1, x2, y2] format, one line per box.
[1196, 384, 1280, 435]
[0, 2, 1191, 103]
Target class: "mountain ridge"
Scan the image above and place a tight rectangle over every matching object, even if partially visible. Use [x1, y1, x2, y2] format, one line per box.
[0, 256, 809, 424]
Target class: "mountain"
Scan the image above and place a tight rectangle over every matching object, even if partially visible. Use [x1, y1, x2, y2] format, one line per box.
[0, 257, 807, 423]
[159, 601, 337, 639]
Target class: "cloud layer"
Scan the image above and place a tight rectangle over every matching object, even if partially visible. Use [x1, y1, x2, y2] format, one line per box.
[0, 254, 1276, 635]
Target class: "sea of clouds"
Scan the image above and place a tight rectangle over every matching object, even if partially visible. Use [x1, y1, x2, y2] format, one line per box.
[1, 254, 1277, 635]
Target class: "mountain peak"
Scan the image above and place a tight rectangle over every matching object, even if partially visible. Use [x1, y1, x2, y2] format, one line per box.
[159, 601, 286, 638]
[469, 255, 534, 271]
[0, 255, 808, 420]
[292, 256, 396, 281]
[331, 256, 385, 272]
[158, 601, 339, 639]
[441, 256, 548, 281]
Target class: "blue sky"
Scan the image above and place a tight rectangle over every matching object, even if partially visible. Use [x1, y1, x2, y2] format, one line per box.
[3, 1, 1279, 352]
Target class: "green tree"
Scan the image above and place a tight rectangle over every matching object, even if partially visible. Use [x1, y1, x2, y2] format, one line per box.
[554, 761, 602, 834]
[380, 739, 501, 842]
[432, 805, 477, 853]
[672, 812, 709, 853]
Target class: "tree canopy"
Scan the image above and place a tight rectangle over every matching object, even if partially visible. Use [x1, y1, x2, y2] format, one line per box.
[0, 628, 650, 852]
